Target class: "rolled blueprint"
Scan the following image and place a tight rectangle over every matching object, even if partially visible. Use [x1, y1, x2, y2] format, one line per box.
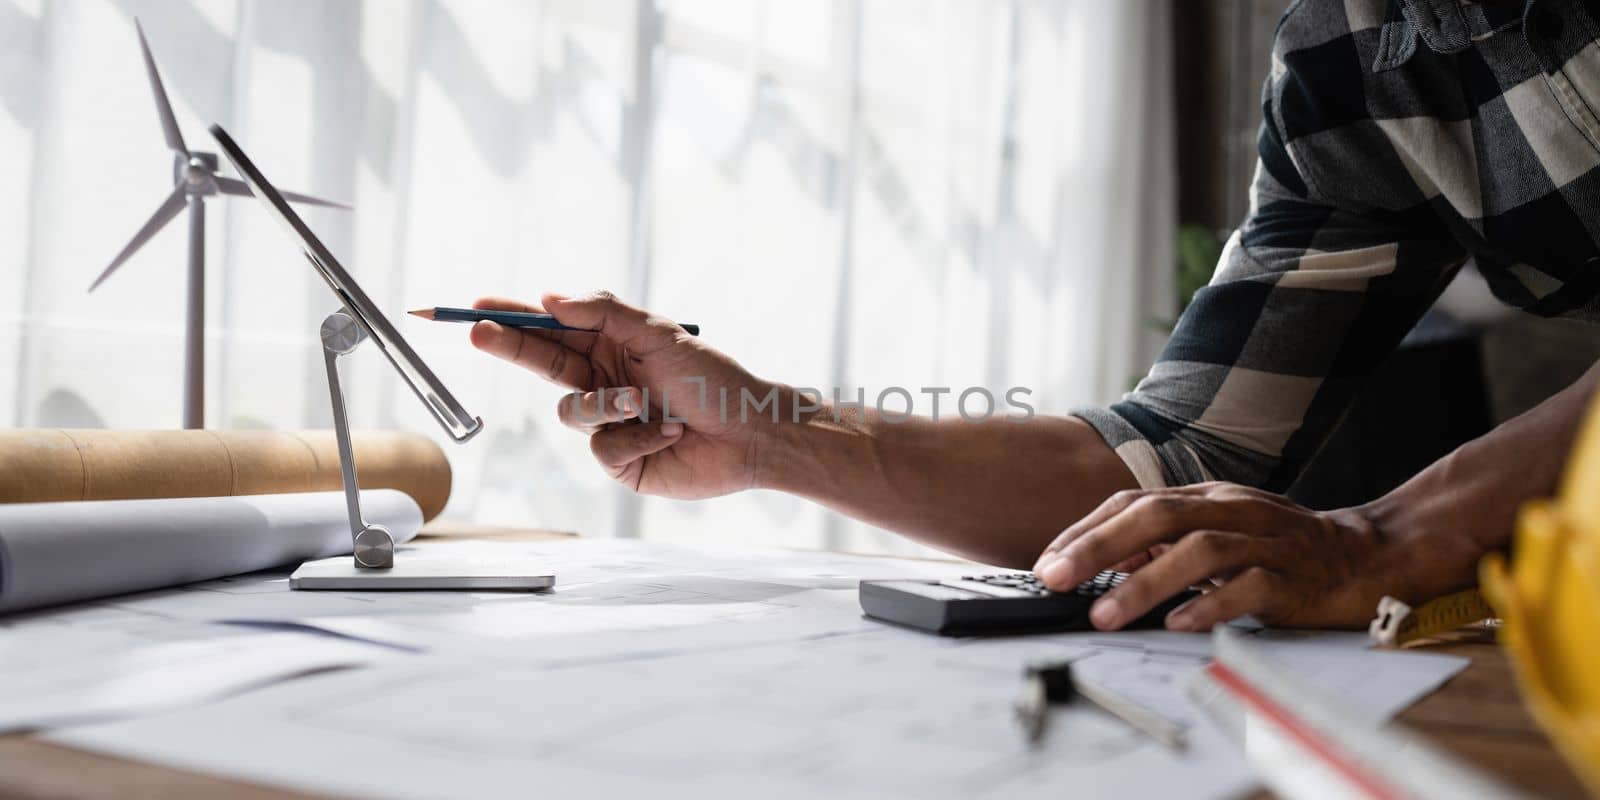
[0, 429, 451, 521]
[0, 490, 422, 613]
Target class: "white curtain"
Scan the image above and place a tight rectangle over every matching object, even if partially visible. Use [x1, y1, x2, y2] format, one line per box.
[0, 0, 1173, 557]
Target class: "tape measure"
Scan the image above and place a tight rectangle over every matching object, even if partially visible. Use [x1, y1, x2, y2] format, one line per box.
[1368, 589, 1497, 647]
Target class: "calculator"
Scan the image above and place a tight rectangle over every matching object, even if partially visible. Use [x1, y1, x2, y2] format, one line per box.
[858, 570, 1198, 636]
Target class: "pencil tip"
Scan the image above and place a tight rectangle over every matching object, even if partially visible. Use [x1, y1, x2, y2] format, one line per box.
[407, 308, 434, 320]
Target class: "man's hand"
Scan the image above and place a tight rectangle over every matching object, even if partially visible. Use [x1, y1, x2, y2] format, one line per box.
[1029, 483, 1480, 632]
[469, 291, 773, 500]
[462, 290, 1146, 569]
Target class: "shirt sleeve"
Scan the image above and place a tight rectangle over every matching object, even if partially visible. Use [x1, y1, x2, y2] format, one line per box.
[1073, 7, 1467, 491]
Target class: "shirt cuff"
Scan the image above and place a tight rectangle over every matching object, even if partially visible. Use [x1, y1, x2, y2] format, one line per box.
[1070, 406, 1174, 490]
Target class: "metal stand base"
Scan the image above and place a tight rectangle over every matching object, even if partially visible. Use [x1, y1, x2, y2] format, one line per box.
[290, 552, 555, 591]
[290, 309, 553, 592]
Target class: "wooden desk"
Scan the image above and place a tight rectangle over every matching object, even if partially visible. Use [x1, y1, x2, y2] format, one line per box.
[1387, 628, 1587, 798]
[0, 533, 1585, 799]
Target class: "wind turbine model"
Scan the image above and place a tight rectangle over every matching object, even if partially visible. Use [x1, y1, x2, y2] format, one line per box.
[88, 19, 349, 429]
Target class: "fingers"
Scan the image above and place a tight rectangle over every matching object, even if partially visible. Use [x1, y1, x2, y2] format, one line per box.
[589, 420, 684, 474]
[472, 296, 546, 314]
[470, 320, 594, 389]
[1034, 484, 1211, 568]
[1108, 551, 1155, 574]
[557, 387, 643, 433]
[1162, 567, 1289, 631]
[1034, 488, 1289, 592]
[472, 295, 597, 352]
[1088, 530, 1260, 630]
[1034, 490, 1144, 567]
[543, 291, 686, 354]
[1029, 483, 1358, 632]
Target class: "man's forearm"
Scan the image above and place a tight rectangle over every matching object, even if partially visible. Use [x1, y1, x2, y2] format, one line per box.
[752, 387, 1137, 567]
[1360, 361, 1600, 600]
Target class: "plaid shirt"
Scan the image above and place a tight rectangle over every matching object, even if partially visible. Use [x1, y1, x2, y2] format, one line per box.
[1076, 0, 1600, 491]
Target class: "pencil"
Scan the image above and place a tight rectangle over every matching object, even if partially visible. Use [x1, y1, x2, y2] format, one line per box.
[409, 306, 699, 337]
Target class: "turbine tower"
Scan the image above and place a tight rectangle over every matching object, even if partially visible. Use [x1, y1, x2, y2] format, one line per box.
[89, 19, 349, 429]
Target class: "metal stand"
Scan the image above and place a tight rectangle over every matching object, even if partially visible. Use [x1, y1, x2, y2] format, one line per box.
[320, 310, 395, 570]
[287, 310, 555, 591]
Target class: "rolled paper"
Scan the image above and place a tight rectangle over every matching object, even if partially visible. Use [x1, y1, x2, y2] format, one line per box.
[0, 429, 451, 521]
[0, 489, 423, 613]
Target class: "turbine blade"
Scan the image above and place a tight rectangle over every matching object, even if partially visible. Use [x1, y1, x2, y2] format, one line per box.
[214, 175, 351, 209]
[88, 187, 187, 292]
[135, 19, 188, 156]
[212, 175, 252, 197]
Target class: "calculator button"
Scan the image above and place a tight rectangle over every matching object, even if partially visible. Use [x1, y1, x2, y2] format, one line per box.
[940, 579, 1038, 598]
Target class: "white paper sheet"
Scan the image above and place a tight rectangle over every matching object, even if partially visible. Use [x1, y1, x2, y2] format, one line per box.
[0, 490, 422, 613]
[0, 605, 393, 732]
[48, 628, 1467, 800]
[45, 538, 1471, 800]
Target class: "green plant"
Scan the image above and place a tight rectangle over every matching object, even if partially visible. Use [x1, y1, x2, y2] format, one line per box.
[1130, 223, 1227, 391]
[1144, 223, 1224, 334]
[1174, 223, 1223, 314]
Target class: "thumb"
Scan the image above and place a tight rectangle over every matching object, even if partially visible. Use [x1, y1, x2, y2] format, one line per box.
[543, 290, 682, 352]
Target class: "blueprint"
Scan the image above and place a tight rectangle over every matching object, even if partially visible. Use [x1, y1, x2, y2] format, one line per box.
[42, 539, 1470, 799]
[0, 603, 392, 732]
